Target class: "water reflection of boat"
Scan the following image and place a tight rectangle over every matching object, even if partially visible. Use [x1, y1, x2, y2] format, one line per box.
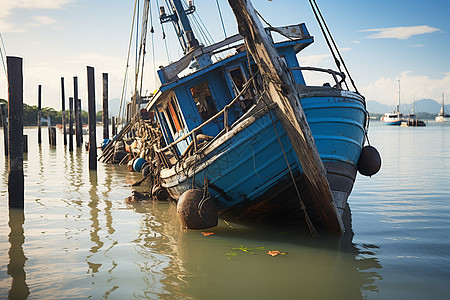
[110, 0, 380, 235]
[126, 197, 383, 299]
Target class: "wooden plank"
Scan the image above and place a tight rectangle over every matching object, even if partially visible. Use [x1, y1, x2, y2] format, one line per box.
[228, 0, 342, 233]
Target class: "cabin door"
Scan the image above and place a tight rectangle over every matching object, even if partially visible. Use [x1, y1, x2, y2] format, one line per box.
[161, 95, 189, 154]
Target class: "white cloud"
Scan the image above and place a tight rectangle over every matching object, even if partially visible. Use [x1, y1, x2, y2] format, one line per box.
[360, 25, 441, 40]
[410, 44, 424, 48]
[361, 71, 450, 105]
[29, 16, 57, 27]
[0, 0, 72, 32]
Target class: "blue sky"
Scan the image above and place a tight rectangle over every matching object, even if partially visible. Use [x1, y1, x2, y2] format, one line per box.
[0, 0, 449, 112]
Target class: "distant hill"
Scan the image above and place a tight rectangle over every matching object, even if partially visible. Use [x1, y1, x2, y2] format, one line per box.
[367, 99, 449, 114]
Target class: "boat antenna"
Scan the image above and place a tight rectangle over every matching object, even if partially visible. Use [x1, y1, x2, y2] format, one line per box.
[308, 0, 359, 94]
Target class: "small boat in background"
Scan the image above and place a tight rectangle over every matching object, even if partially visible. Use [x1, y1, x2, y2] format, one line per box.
[380, 111, 404, 125]
[381, 80, 403, 125]
[435, 92, 450, 122]
[401, 113, 426, 127]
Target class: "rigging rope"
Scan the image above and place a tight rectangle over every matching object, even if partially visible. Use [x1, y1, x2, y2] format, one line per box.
[0, 33, 6, 76]
[156, 0, 171, 62]
[149, 0, 157, 88]
[216, 0, 227, 39]
[308, 0, 360, 93]
[119, 0, 139, 123]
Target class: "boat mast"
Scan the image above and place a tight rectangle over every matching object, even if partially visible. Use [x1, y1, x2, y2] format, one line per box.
[159, 0, 199, 54]
[397, 79, 400, 114]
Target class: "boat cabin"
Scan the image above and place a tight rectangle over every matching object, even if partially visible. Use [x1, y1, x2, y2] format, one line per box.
[146, 24, 314, 155]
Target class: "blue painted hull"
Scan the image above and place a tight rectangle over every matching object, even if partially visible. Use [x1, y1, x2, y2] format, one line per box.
[161, 90, 367, 225]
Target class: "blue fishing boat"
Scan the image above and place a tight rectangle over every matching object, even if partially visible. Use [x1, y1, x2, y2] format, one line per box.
[116, 0, 380, 235]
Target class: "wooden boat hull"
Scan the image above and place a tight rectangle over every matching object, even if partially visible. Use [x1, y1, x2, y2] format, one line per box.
[160, 89, 367, 228]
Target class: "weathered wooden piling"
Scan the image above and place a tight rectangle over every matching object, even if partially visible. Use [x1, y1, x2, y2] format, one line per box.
[73, 76, 82, 147]
[7, 56, 24, 208]
[23, 135, 27, 153]
[50, 127, 56, 147]
[77, 98, 83, 145]
[102, 73, 109, 140]
[111, 116, 116, 136]
[47, 115, 56, 147]
[47, 115, 51, 145]
[69, 97, 74, 151]
[0, 103, 8, 156]
[37, 85, 42, 144]
[61, 77, 67, 145]
[87, 66, 97, 170]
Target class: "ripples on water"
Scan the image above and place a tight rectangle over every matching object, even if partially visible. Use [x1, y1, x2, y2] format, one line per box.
[0, 124, 449, 299]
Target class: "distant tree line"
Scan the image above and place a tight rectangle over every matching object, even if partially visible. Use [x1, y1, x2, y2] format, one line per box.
[0, 98, 103, 126]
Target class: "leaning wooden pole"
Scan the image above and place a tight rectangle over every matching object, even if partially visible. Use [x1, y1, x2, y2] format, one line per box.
[102, 73, 109, 140]
[87, 66, 97, 170]
[228, 0, 342, 233]
[61, 77, 67, 145]
[7, 56, 24, 208]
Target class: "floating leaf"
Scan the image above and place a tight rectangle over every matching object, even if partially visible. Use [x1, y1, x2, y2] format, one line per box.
[267, 250, 286, 256]
[201, 232, 215, 236]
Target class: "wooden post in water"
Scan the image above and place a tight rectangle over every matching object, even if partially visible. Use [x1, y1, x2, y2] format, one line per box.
[77, 98, 83, 146]
[87, 66, 97, 170]
[50, 128, 56, 147]
[102, 73, 109, 140]
[111, 116, 116, 137]
[0, 103, 8, 156]
[61, 77, 67, 145]
[69, 97, 74, 151]
[7, 56, 24, 208]
[23, 135, 27, 153]
[47, 115, 51, 145]
[73, 76, 81, 147]
[228, 0, 342, 234]
[37, 85, 42, 144]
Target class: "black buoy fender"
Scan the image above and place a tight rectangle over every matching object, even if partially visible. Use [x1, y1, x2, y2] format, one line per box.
[357, 145, 382, 177]
[177, 189, 218, 229]
[152, 185, 169, 201]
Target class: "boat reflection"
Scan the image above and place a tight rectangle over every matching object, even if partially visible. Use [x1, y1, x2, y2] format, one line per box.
[128, 200, 382, 299]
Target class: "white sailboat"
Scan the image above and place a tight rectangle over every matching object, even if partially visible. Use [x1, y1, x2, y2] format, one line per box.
[435, 92, 450, 122]
[381, 79, 404, 125]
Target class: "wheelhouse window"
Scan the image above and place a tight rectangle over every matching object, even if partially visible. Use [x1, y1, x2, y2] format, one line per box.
[190, 82, 218, 122]
[228, 66, 254, 112]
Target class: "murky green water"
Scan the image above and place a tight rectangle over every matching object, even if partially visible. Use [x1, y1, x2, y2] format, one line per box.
[1, 124, 449, 299]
